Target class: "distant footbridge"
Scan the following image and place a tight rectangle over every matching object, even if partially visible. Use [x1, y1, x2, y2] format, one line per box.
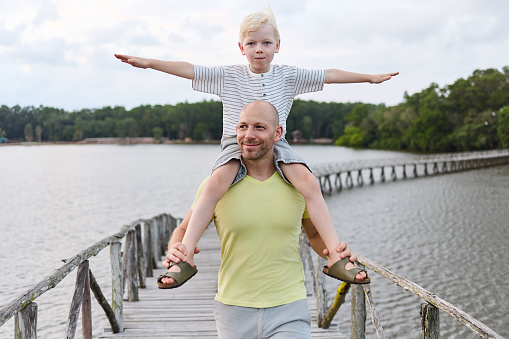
[312, 149, 509, 194]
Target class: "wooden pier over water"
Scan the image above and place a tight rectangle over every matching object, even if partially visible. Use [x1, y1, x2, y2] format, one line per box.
[312, 149, 509, 194]
[1, 149, 508, 338]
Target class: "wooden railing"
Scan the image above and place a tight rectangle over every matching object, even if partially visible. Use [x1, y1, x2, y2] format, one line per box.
[0, 213, 180, 339]
[312, 148, 509, 194]
[1, 211, 506, 338]
[298, 234, 506, 339]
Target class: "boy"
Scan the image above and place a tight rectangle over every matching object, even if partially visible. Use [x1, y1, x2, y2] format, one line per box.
[115, 7, 397, 288]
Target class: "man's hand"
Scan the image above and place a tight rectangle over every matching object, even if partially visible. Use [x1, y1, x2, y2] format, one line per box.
[114, 54, 151, 69]
[323, 241, 356, 262]
[369, 72, 399, 84]
[162, 242, 200, 269]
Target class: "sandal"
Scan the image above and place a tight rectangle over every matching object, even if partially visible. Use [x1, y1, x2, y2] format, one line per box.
[323, 257, 370, 284]
[157, 261, 198, 289]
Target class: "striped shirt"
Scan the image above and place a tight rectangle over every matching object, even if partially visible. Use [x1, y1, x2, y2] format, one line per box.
[192, 64, 326, 139]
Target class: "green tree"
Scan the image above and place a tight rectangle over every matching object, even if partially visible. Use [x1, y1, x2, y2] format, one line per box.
[73, 117, 84, 141]
[498, 106, 509, 148]
[335, 126, 364, 147]
[24, 123, 34, 142]
[35, 125, 43, 143]
[301, 116, 313, 139]
[117, 118, 138, 138]
[193, 122, 210, 141]
[152, 126, 164, 142]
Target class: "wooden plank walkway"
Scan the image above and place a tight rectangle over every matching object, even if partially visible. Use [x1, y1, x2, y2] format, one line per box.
[100, 225, 346, 338]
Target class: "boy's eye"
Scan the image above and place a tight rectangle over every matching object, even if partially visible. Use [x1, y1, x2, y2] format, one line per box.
[247, 42, 255, 46]
[263, 41, 271, 45]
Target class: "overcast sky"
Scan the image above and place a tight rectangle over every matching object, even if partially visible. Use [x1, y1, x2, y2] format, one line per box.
[1, 0, 508, 111]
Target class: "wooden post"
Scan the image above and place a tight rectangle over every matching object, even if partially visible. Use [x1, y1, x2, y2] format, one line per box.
[351, 284, 366, 339]
[65, 260, 89, 339]
[135, 223, 147, 288]
[82, 264, 92, 339]
[110, 240, 124, 332]
[143, 221, 154, 277]
[151, 218, 161, 268]
[14, 302, 37, 339]
[315, 256, 328, 326]
[89, 270, 120, 333]
[320, 282, 350, 329]
[421, 301, 440, 339]
[126, 230, 139, 301]
[363, 284, 385, 338]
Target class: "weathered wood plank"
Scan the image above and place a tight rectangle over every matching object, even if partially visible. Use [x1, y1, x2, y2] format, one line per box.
[82, 265, 92, 339]
[14, 302, 37, 339]
[65, 260, 89, 339]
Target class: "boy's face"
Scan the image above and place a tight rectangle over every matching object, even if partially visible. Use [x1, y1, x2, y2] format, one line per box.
[239, 23, 280, 74]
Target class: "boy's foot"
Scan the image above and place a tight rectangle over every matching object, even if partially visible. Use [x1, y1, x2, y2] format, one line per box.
[157, 261, 197, 289]
[324, 257, 370, 284]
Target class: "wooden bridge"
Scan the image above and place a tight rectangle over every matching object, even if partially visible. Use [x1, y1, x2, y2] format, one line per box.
[1, 149, 508, 338]
[312, 149, 509, 194]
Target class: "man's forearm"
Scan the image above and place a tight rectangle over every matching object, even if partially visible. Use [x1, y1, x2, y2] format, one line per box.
[302, 218, 327, 258]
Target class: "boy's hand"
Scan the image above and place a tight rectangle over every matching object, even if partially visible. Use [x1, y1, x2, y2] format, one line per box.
[369, 72, 399, 84]
[114, 54, 150, 69]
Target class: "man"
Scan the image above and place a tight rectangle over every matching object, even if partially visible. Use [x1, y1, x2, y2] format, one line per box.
[160, 100, 367, 338]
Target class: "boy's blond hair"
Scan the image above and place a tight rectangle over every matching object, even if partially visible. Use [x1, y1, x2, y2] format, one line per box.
[239, 7, 280, 43]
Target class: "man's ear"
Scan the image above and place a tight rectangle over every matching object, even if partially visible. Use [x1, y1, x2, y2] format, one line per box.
[239, 42, 245, 55]
[274, 125, 283, 142]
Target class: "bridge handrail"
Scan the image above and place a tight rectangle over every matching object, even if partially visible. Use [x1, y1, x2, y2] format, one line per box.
[299, 237, 505, 339]
[0, 213, 179, 338]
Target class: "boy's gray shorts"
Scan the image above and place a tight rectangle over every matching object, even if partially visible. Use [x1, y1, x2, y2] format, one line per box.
[214, 299, 311, 339]
[212, 137, 312, 186]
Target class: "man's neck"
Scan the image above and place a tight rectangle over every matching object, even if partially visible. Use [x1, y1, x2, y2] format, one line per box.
[243, 154, 277, 182]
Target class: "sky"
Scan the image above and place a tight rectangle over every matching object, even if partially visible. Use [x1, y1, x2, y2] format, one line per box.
[1, 0, 509, 111]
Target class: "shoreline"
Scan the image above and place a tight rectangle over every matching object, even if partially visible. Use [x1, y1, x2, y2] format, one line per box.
[0, 137, 335, 146]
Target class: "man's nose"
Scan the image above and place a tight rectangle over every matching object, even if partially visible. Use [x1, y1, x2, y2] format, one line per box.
[245, 126, 256, 139]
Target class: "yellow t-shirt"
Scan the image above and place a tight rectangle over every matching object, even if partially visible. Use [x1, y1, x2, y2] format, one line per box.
[193, 172, 309, 308]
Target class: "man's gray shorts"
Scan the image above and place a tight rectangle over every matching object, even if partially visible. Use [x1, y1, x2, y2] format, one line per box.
[212, 137, 311, 186]
[214, 299, 311, 339]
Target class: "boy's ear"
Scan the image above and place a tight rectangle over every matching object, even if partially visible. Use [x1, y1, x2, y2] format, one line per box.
[275, 39, 281, 53]
[239, 42, 245, 55]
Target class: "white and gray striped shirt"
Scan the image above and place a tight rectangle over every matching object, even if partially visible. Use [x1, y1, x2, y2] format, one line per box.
[192, 64, 326, 140]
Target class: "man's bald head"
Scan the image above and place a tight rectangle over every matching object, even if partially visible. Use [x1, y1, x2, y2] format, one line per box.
[239, 100, 279, 129]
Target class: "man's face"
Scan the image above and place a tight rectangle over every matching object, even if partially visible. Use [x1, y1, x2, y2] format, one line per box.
[238, 23, 280, 74]
[236, 102, 282, 161]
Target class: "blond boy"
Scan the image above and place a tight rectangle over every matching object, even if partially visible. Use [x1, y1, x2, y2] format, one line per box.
[115, 8, 397, 288]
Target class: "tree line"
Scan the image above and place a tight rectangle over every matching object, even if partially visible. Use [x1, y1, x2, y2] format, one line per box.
[1, 66, 508, 152]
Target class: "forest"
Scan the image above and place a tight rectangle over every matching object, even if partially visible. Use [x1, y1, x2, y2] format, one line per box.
[1, 66, 509, 153]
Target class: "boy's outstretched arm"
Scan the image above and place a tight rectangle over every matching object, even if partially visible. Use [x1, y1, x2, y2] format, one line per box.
[325, 69, 399, 84]
[114, 54, 195, 80]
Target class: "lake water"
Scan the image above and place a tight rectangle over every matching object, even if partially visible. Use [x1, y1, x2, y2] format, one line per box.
[0, 144, 508, 338]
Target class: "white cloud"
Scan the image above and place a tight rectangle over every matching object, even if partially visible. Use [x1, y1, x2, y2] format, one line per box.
[1, 0, 508, 110]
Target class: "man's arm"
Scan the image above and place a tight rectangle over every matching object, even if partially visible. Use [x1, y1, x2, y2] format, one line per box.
[325, 69, 398, 84]
[162, 208, 200, 269]
[302, 218, 354, 261]
[114, 54, 195, 80]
